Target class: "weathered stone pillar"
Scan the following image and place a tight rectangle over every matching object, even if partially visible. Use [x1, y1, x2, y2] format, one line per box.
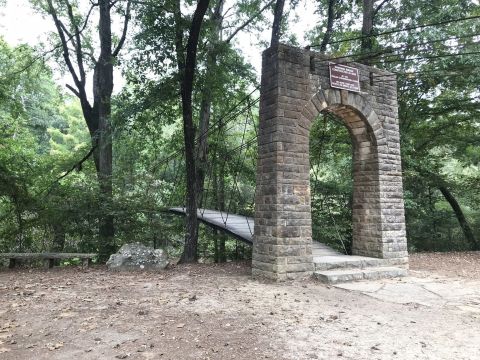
[252, 45, 314, 280]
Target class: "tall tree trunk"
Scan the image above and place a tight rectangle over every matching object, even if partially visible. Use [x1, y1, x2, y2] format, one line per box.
[438, 186, 479, 250]
[94, 0, 115, 261]
[319, 0, 337, 53]
[270, 0, 286, 47]
[196, 95, 211, 209]
[361, 0, 391, 63]
[361, 0, 374, 64]
[196, 0, 225, 208]
[211, 132, 227, 262]
[177, 0, 211, 263]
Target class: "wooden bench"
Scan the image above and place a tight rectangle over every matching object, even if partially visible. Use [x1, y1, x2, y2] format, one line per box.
[0, 253, 97, 269]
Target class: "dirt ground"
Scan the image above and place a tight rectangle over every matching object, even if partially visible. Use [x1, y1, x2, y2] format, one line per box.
[1, 253, 479, 360]
[410, 251, 480, 279]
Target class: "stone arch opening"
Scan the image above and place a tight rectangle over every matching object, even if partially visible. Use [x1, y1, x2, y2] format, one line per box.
[308, 100, 382, 258]
[309, 111, 354, 253]
[252, 44, 408, 280]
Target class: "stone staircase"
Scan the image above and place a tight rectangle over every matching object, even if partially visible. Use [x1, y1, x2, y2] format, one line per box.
[311, 242, 408, 284]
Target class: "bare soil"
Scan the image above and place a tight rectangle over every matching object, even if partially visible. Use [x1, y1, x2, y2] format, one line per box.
[410, 251, 480, 279]
[0, 255, 479, 360]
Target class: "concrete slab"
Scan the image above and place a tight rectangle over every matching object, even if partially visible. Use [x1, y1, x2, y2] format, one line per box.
[335, 272, 480, 313]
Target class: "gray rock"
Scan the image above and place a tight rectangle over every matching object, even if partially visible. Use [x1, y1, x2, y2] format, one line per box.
[107, 243, 168, 271]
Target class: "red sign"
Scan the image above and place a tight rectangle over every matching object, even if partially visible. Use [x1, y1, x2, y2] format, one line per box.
[329, 63, 360, 92]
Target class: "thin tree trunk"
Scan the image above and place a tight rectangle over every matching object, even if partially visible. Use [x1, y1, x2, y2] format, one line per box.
[15, 202, 24, 252]
[361, 0, 374, 64]
[212, 157, 220, 262]
[94, 0, 115, 261]
[211, 135, 227, 262]
[270, 0, 286, 47]
[196, 0, 224, 208]
[427, 186, 438, 249]
[177, 0, 211, 263]
[319, 0, 336, 53]
[196, 96, 211, 208]
[438, 186, 478, 250]
[218, 152, 227, 262]
[52, 223, 66, 252]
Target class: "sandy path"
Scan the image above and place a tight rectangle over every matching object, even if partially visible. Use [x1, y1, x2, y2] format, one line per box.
[0, 260, 479, 360]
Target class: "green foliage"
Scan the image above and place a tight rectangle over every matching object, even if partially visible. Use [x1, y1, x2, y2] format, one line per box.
[0, 37, 96, 253]
[310, 113, 353, 253]
[2, 0, 480, 261]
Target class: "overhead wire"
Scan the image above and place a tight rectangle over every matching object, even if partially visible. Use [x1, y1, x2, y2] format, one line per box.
[309, 14, 480, 48]
[309, 32, 480, 65]
[147, 90, 260, 175]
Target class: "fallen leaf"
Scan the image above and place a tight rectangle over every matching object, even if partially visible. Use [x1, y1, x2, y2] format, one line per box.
[58, 312, 76, 319]
[46, 342, 64, 351]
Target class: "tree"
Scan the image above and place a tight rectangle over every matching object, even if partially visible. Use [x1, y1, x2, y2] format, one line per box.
[360, 0, 391, 62]
[129, 0, 271, 262]
[270, 0, 286, 46]
[318, 0, 337, 53]
[33, 0, 132, 259]
[174, 0, 211, 263]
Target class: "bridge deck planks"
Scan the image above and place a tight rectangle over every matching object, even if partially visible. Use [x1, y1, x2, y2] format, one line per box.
[169, 208, 254, 244]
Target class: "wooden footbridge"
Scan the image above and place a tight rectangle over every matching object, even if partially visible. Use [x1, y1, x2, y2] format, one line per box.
[168, 207, 341, 256]
[169, 208, 254, 244]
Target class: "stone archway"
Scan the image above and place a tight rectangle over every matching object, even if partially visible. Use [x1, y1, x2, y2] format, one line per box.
[253, 44, 408, 280]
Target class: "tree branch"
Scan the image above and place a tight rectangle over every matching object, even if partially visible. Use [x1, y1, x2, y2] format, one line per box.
[373, 0, 390, 19]
[65, 0, 87, 86]
[58, 18, 74, 39]
[128, 0, 174, 12]
[44, 147, 97, 197]
[46, 0, 83, 95]
[56, 146, 97, 183]
[225, 0, 275, 44]
[112, 0, 132, 57]
[66, 84, 81, 98]
[3, 3, 96, 82]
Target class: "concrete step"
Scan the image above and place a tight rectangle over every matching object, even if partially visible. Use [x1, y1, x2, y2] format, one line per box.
[313, 266, 408, 284]
[313, 255, 408, 271]
[311, 242, 343, 257]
